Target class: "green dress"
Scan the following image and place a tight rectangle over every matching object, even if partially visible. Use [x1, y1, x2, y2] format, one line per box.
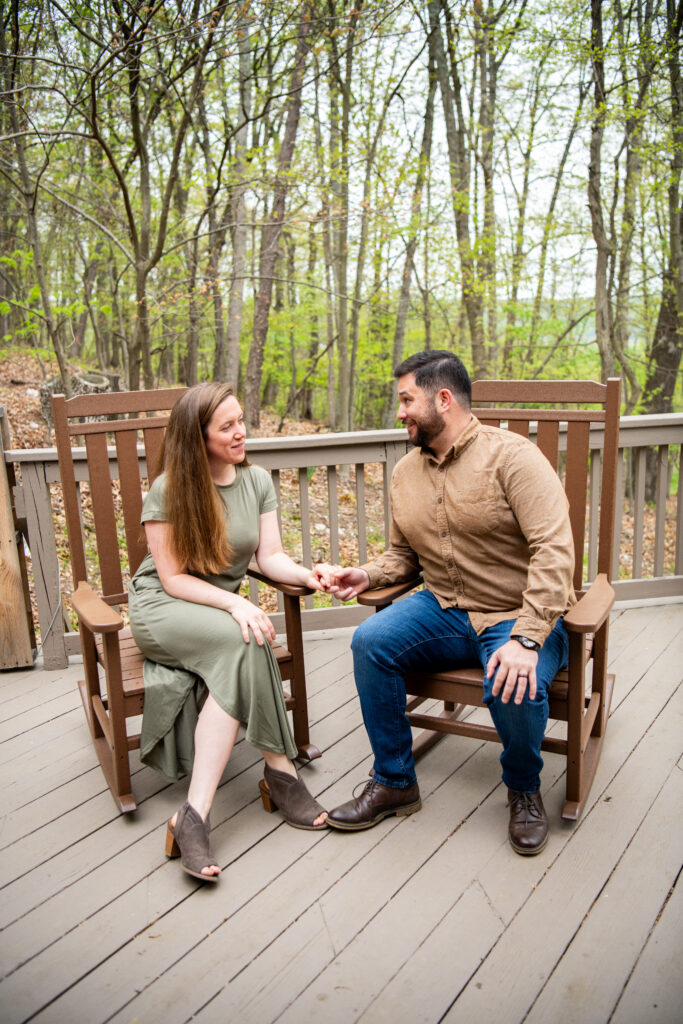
[128, 464, 298, 781]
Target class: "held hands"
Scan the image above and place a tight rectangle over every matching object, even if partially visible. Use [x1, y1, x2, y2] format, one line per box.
[228, 593, 276, 646]
[312, 563, 370, 601]
[487, 639, 539, 704]
[300, 569, 325, 591]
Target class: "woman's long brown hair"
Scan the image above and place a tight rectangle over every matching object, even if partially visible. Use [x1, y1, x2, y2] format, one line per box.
[160, 383, 248, 575]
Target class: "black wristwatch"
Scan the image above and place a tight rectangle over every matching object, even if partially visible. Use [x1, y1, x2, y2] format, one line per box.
[511, 634, 540, 652]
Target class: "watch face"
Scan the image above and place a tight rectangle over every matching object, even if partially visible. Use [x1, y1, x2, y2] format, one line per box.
[514, 635, 539, 650]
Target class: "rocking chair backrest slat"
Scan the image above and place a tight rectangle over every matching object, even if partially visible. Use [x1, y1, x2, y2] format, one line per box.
[52, 394, 87, 586]
[564, 420, 591, 591]
[85, 430, 125, 597]
[507, 419, 530, 439]
[536, 419, 560, 469]
[141, 423, 168, 484]
[115, 428, 148, 578]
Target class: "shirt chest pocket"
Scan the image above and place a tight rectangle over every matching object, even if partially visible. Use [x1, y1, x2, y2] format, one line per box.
[448, 485, 501, 536]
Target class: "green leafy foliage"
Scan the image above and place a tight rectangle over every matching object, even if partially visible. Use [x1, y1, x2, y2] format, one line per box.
[0, 0, 679, 420]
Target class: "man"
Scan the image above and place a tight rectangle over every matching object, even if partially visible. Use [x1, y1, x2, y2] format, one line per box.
[323, 350, 575, 855]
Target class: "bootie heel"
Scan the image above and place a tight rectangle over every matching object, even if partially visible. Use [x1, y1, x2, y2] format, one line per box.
[260, 764, 328, 831]
[259, 779, 276, 813]
[165, 823, 180, 858]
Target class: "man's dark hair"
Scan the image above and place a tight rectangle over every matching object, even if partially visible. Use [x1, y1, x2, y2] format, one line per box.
[394, 350, 472, 410]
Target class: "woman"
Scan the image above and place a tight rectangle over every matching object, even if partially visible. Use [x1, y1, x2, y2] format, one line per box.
[128, 383, 328, 883]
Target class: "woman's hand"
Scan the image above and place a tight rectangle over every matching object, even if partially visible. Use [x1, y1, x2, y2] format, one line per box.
[227, 593, 276, 646]
[312, 563, 339, 592]
[313, 564, 370, 600]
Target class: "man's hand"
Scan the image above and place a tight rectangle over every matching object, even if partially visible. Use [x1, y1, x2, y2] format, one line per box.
[313, 564, 370, 601]
[487, 639, 539, 704]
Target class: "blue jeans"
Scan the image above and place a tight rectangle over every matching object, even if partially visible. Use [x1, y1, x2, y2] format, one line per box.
[351, 589, 569, 794]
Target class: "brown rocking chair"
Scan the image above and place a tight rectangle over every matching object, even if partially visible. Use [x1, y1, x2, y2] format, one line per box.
[358, 377, 621, 821]
[52, 387, 319, 814]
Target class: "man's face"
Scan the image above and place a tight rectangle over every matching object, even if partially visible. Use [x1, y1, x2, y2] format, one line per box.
[396, 373, 445, 449]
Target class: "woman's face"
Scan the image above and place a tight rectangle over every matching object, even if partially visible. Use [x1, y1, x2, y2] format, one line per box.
[203, 395, 247, 471]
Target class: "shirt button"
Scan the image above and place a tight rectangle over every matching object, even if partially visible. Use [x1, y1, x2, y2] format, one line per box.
[441, 531, 447, 537]
[437, 497, 443, 504]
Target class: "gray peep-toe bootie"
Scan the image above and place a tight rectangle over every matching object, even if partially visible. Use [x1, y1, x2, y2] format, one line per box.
[259, 764, 328, 830]
[165, 801, 220, 882]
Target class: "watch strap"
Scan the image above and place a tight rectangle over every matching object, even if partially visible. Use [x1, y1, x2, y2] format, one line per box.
[511, 634, 540, 651]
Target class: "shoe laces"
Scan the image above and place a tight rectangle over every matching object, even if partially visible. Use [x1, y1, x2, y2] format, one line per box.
[508, 791, 543, 821]
[352, 778, 379, 799]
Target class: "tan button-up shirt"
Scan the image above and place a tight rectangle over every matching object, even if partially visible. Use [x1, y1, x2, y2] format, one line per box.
[362, 416, 576, 645]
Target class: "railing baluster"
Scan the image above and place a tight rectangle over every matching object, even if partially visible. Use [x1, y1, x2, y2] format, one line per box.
[654, 446, 669, 577]
[612, 449, 625, 581]
[588, 450, 600, 582]
[298, 467, 313, 609]
[327, 466, 339, 565]
[327, 466, 340, 606]
[272, 469, 282, 530]
[632, 448, 646, 579]
[270, 469, 284, 612]
[676, 456, 683, 576]
[355, 463, 367, 565]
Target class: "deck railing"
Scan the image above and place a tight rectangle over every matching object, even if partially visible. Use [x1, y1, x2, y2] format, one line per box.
[2, 410, 682, 670]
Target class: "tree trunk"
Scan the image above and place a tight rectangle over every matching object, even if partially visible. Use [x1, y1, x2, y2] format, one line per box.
[502, 69, 543, 374]
[526, 84, 587, 362]
[301, 220, 319, 420]
[245, 1, 314, 427]
[312, 68, 337, 429]
[475, 4, 498, 368]
[641, 0, 683, 417]
[382, 65, 436, 427]
[588, 0, 615, 381]
[429, 0, 485, 374]
[222, 13, 253, 386]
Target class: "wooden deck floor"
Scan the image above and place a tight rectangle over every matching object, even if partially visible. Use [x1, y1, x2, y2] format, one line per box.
[1, 603, 682, 1024]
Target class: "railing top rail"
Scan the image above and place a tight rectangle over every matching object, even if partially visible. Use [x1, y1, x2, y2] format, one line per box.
[3, 429, 411, 465]
[3, 413, 683, 467]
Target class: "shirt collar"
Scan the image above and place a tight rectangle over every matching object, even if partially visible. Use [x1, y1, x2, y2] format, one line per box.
[419, 414, 480, 467]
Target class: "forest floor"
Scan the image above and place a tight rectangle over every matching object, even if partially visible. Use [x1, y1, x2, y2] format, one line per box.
[1, 348, 678, 638]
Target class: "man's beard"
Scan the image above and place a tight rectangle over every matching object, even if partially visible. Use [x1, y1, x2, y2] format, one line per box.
[409, 407, 446, 450]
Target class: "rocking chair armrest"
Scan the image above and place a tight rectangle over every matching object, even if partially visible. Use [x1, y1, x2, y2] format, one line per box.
[562, 574, 615, 634]
[70, 581, 124, 633]
[356, 575, 423, 607]
[246, 565, 313, 598]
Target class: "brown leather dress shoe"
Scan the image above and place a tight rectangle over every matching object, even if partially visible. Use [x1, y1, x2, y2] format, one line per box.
[507, 789, 548, 855]
[327, 779, 422, 831]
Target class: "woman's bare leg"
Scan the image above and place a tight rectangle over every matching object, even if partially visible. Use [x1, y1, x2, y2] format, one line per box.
[171, 694, 241, 877]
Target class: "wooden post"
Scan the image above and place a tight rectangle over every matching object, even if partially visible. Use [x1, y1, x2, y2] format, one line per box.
[0, 407, 35, 669]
